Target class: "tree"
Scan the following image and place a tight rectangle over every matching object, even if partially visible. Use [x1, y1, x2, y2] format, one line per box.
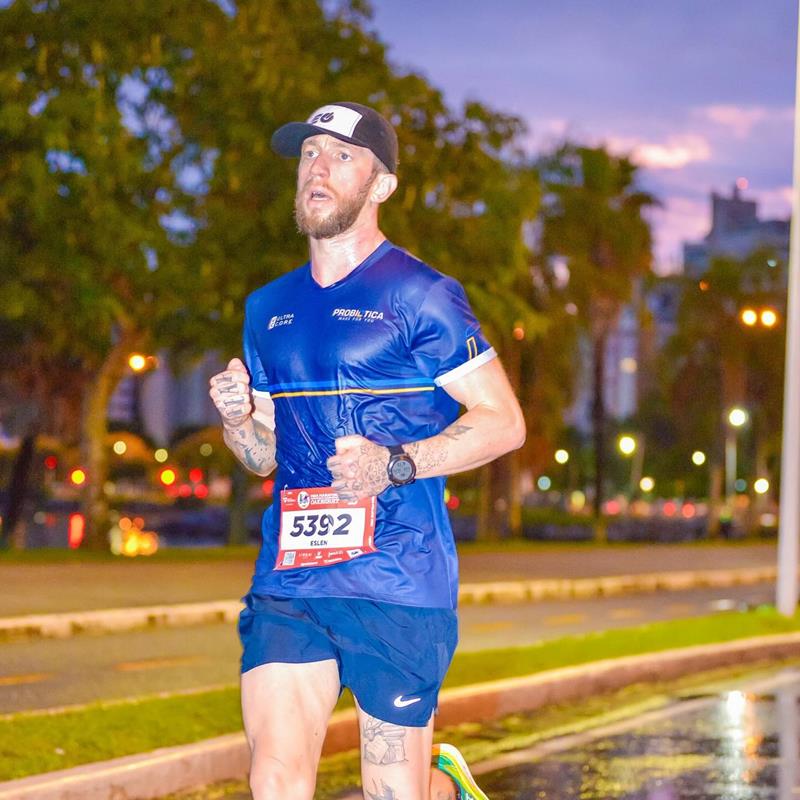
[537, 144, 656, 519]
[658, 249, 786, 529]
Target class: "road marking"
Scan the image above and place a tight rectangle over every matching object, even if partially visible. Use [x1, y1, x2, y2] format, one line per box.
[0, 672, 51, 687]
[114, 656, 201, 673]
[610, 608, 644, 620]
[468, 621, 516, 633]
[543, 613, 586, 627]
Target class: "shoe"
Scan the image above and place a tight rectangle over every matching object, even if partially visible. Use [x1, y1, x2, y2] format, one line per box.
[432, 742, 489, 800]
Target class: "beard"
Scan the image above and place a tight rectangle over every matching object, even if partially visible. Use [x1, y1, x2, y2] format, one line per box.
[294, 171, 376, 240]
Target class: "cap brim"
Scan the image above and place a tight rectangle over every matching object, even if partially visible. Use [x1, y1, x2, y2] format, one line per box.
[271, 122, 357, 158]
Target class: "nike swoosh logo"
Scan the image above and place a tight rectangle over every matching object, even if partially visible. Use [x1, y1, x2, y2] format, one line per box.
[393, 695, 422, 708]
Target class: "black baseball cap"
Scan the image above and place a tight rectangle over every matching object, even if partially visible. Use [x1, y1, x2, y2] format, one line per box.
[271, 101, 398, 174]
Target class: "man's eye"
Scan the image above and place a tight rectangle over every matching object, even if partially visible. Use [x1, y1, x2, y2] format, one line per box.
[339, 152, 352, 161]
[303, 149, 317, 158]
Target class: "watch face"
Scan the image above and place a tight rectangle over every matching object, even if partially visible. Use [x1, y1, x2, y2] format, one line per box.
[390, 458, 415, 483]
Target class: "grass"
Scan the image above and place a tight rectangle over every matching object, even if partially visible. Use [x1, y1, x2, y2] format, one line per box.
[2, 606, 799, 781]
[0, 533, 773, 564]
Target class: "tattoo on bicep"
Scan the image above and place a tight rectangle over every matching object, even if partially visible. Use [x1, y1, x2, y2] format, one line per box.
[366, 779, 399, 800]
[440, 423, 472, 440]
[362, 716, 408, 766]
[436, 791, 457, 800]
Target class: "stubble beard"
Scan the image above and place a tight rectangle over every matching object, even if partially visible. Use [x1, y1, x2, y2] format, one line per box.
[294, 171, 377, 240]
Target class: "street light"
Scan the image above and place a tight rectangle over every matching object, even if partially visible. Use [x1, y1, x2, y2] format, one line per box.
[554, 449, 569, 464]
[618, 435, 636, 456]
[692, 450, 707, 466]
[725, 407, 748, 508]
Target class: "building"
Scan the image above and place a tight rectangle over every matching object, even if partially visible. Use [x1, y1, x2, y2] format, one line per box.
[683, 183, 790, 279]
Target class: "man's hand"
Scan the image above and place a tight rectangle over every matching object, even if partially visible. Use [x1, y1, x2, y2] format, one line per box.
[327, 435, 391, 501]
[209, 358, 253, 428]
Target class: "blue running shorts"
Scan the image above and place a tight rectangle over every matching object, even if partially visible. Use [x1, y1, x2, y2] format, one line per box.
[238, 593, 458, 727]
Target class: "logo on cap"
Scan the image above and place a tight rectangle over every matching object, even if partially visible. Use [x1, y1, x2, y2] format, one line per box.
[306, 104, 363, 138]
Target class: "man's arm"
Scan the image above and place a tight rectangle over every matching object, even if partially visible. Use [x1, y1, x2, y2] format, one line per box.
[327, 357, 525, 499]
[209, 358, 277, 477]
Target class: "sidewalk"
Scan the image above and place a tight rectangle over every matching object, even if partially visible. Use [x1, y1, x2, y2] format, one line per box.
[0, 542, 778, 617]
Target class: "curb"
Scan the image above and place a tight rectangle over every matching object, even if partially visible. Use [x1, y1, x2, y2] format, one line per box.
[3, 631, 800, 800]
[0, 565, 777, 641]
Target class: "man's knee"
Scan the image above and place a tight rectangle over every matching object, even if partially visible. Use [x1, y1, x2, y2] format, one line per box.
[249, 753, 314, 800]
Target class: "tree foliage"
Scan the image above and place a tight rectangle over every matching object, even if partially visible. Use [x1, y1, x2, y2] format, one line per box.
[0, 0, 544, 545]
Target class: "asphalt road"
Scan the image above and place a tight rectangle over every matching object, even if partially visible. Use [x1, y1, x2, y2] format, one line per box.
[0, 582, 774, 715]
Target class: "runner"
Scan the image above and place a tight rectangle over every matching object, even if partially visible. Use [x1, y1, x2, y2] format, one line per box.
[209, 101, 525, 800]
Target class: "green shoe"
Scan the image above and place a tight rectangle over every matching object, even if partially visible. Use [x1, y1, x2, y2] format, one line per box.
[432, 743, 489, 800]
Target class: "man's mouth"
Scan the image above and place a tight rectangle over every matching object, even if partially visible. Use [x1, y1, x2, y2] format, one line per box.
[308, 188, 332, 202]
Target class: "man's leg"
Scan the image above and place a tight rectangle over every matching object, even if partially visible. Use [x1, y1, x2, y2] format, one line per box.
[356, 702, 458, 800]
[241, 659, 340, 800]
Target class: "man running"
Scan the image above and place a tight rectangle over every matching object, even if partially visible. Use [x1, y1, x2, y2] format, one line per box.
[209, 101, 525, 800]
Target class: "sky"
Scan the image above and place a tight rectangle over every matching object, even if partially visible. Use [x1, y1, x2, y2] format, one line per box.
[368, 0, 798, 274]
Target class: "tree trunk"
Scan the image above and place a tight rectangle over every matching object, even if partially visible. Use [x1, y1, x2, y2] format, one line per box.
[227, 464, 250, 546]
[476, 464, 492, 540]
[0, 432, 37, 549]
[591, 333, 607, 520]
[80, 328, 144, 549]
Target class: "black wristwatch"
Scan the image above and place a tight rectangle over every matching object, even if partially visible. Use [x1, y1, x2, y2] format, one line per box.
[387, 444, 416, 487]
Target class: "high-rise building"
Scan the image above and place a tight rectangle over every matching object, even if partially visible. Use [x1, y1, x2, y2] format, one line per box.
[683, 183, 789, 278]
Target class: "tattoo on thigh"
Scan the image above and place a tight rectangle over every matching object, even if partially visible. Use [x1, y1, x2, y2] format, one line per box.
[362, 716, 408, 766]
[366, 778, 399, 800]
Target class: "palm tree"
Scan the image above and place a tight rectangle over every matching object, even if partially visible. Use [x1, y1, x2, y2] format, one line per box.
[538, 144, 656, 519]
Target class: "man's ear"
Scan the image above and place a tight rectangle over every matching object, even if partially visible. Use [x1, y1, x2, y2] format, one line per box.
[371, 172, 398, 205]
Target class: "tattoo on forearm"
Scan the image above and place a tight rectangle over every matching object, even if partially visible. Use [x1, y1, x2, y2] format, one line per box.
[367, 779, 399, 800]
[406, 439, 447, 474]
[225, 421, 276, 475]
[362, 716, 408, 766]
[440, 423, 473, 440]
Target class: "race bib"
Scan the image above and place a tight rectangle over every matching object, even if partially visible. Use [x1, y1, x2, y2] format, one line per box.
[275, 487, 377, 570]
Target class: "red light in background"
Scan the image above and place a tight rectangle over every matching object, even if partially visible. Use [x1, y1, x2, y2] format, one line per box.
[604, 499, 621, 515]
[44, 455, 58, 470]
[682, 503, 696, 519]
[68, 513, 85, 549]
[663, 500, 677, 517]
[446, 495, 461, 511]
[166, 485, 179, 498]
[189, 468, 203, 483]
[178, 484, 192, 498]
[194, 484, 209, 499]
[262, 479, 275, 496]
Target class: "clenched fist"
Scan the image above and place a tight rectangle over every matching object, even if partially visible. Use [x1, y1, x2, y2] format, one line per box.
[209, 358, 253, 428]
[327, 435, 390, 501]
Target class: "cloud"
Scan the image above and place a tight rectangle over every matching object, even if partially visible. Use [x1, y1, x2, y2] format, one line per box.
[606, 134, 712, 170]
[647, 195, 710, 274]
[694, 104, 794, 138]
[755, 185, 792, 219]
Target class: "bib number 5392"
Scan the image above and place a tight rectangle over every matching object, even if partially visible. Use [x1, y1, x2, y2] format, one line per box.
[275, 488, 377, 571]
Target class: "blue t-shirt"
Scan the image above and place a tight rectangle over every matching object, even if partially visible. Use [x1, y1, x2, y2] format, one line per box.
[243, 241, 496, 608]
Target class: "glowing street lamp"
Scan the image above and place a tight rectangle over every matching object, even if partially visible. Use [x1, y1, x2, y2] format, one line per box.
[761, 308, 778, 328]
[618, 435, 637, 456]
[754, 478, 770, 495]
[554, 449, 569, 464]
[692, 450, 707, 466]
[725, 407, 749, 505]
[639, 476, 655, 493]
[740, 308, 758, 326]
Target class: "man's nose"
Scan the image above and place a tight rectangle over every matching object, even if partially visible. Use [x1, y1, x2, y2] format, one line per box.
[308, 152, 330, 177]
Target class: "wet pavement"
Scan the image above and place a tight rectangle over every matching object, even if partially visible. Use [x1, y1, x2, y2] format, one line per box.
[474, 669, 800, 799]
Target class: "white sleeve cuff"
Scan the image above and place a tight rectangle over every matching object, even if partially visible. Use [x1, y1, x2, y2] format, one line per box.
[434, 347, 498, 387]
